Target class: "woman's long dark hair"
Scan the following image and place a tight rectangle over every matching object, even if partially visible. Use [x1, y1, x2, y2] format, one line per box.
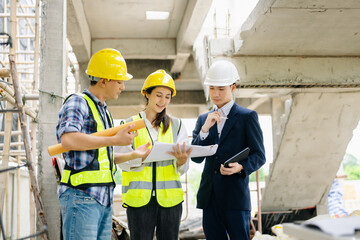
[144, 87, 172, 134]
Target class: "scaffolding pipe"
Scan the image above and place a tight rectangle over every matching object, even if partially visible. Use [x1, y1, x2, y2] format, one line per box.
[0, 13, 36, 18]
[0, 131, 24, 136]
[0, 142, 25, 148]
[0, 83, 37, 119]
[7, 150, 26, 156]
[0, 156, 26, 162]
[0, 81, 14, 95]
[23, 94, 39, 100]
[0, 51, 36, 54]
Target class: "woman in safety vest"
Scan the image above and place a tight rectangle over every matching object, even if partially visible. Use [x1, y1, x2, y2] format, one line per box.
[117, 69, 192, 240]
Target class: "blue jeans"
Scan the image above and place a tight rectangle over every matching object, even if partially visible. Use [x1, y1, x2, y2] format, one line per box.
[126, 196, 182, 240]
[59, 188, 112, 240]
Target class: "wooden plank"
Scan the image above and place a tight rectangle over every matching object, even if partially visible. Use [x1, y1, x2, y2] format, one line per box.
[9, 52, 49, 240]
[0, 112, 12, 215]
[16, 119, 21, 238]
[29, 117, 37, 233]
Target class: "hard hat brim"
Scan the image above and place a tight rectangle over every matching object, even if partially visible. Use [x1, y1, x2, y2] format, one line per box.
[117, 73, 133, 81]
[204, 78, 238, 86]
[142, 85, 176, 97]
[86, 72, 133, 81]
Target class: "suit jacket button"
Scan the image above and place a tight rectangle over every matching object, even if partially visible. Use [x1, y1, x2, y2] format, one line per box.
[214, 170, 217, 174]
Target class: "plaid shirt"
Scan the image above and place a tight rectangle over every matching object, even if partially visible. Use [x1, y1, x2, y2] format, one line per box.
[56, 89, 114, 206]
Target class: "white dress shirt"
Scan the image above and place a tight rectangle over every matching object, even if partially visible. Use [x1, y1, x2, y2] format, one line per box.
[199, 100, 234, 140]
[116, 111, 190, 175]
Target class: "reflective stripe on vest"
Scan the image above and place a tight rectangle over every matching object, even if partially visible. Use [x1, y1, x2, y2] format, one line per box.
[122, 114, 183, 208]
[60, 93, 116, 188]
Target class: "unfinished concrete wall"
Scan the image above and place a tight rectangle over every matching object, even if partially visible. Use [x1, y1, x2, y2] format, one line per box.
[262, 92, 360, 212]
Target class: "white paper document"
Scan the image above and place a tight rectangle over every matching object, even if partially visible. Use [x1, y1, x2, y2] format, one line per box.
[143, 142, 218, 163]
[301, 215, 360, 237]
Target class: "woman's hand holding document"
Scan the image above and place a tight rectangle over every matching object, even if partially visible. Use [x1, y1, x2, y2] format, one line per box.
[143, 142, 218, 163]
[167, 142, 193, 167]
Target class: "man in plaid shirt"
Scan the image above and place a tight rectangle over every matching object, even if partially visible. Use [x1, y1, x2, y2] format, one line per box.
[56, 48, 150, 240]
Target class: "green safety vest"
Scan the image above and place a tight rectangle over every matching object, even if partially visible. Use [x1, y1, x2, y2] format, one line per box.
[60, 93, 116, 188]
[122, 114, 184, 208]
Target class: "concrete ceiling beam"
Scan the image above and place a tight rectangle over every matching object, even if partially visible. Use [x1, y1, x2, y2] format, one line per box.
[246, 97, 270, 111]
[126, 59, 172, 78]
[171, 0, 213, 73]
[92, 39, 176, 59]
[234, 87, 360, 100]
[272, 0, 360, 11]
[225, 56, 360, 86]
[67, 0, 91, 63]
[108, 104, 205, 120]
[124, 58, 202, 91]
[82, 0, 187, 39]
[106, 90, 206, 107]
[123, 77, 203, 91]
[170, 52, 190, 73]
[203, 54, 360, 98]
[176, 0, 213, 53]
[235, 0, 360, 56]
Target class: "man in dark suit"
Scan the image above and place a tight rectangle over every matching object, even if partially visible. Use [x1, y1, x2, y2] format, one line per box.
[191, 60, 266, 240]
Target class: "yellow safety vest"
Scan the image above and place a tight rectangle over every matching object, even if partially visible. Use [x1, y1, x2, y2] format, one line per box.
[60, 93, 116, 188]
[122, 114, 184, 208]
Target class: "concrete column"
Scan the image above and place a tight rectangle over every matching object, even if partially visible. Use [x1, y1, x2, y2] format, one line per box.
[271, 97, 285, 160]
[38, 0, 67, 239]
[263, 92, 360, 211]
[78, 62, 89, 91]
[270, 96, 292, 161]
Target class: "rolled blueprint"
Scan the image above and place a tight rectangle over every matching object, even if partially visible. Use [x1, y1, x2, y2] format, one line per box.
[48, 119, 145, 156]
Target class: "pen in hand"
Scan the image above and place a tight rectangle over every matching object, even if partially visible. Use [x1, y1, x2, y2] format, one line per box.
[216, 109, 227, 120]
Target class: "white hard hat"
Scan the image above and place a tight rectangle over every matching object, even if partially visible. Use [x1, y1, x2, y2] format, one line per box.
[204, 60, 239, 86]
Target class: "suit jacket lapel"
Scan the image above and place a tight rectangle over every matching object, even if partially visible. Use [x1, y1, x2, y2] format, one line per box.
[219, 104, 238, 143]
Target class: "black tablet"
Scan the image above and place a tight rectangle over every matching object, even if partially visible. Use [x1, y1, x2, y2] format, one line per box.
[224, 147, 250, 168]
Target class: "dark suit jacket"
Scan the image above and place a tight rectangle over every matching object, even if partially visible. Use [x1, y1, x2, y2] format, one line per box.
[191, 103, 266, 210]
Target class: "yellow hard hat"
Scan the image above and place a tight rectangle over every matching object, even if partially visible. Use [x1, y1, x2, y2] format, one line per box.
[86, 48, 133, 81]
[141, 69, 176, 97]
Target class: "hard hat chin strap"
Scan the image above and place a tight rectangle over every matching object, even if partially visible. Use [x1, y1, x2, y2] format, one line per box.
[88, 75, 102, 82]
